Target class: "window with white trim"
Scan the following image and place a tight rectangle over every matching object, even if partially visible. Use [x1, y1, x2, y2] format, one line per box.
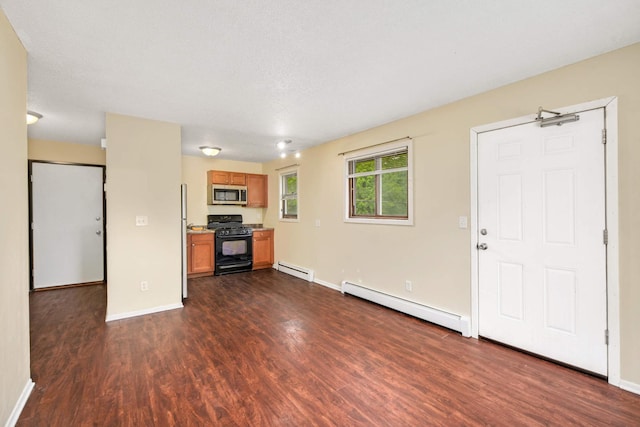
[345, 140, 413, 225]
[280, 169, 298, 221]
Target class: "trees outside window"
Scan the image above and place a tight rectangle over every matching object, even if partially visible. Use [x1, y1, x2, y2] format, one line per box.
[280, 170, 298, 220]
[345, 140, 412, 225]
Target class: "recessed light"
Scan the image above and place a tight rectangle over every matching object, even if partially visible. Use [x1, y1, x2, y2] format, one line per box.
[280, 152, 287, 159]
[295, 152, 301, 158]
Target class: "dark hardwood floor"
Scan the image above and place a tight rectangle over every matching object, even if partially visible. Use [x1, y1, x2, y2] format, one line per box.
[19, 269, 640, 426]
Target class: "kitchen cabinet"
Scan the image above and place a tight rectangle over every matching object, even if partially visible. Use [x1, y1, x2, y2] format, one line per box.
[246, 173, 268, 208]
[208, 170, 246, 186]
[252, 229, 274, 270]
[187, 233, 215, 278]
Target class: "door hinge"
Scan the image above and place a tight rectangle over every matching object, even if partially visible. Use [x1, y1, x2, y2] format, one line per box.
[602, 129, 607, 145]
[603, 229, 609, 245]
[605, 329, 609, 345]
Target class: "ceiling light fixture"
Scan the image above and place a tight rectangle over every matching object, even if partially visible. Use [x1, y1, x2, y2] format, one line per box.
[26, 111, 43, 125]
[200, 146, 222, 156]
[295, 152, 301, 159]
[280, 152, 287, 159]
[276, 139, 292, 150]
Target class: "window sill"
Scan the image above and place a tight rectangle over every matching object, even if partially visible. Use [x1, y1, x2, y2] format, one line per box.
[344, 216, 413, 226]
[279, 217, 299, 223]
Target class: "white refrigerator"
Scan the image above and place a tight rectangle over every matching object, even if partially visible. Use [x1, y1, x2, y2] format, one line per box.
[181, 184, 188, 299]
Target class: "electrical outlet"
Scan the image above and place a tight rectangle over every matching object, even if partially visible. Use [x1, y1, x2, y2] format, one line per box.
[136, 215, 148, 226]
[140, 281, 149, 291]
[405, 280, 412, 292]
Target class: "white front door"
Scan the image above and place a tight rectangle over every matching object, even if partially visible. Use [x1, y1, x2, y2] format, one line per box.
[31, 162, 105, 289]
[477, 108, 607, 375]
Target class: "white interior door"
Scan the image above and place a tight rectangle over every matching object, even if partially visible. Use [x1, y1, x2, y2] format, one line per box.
[477, 108, 607, 375]
[32, 163, 105, 289]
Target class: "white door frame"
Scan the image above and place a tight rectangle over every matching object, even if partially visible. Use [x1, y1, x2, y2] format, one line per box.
[470, 96, 620, 386]
[28, 160, 107, 289]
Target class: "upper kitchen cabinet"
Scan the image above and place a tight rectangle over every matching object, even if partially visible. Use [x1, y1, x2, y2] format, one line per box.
[246, 173, 268, 208]
[208, 170, 247, 186]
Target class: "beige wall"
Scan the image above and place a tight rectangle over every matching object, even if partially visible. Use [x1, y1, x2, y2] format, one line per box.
[264, 42, 640, 385]
[28, 138, 106, 165]
[181, 155, 264, 226]
[0, 9, 31, 425]
[105, 113, 182, 318]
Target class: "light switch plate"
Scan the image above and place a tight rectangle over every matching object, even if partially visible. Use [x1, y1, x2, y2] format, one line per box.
[458, 216, 468, 229]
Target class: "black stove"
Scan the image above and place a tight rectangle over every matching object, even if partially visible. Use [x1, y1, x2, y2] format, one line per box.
[207, 215, 253, 236]
[207, 215, 253, 275]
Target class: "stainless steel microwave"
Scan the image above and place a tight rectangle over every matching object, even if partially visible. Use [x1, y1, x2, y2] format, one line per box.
[208, 184, 247, 205]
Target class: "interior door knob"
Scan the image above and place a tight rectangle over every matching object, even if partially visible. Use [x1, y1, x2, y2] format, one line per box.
[477, 243, 488, 250]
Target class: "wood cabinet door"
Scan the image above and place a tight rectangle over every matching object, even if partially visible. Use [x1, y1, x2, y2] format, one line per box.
[253, 230, 273, 270]
[230, 172, 247, 185]
[186, 234, 193, 274]
[190, 234, 214, 273]
[246, 174, 268, 207]
[209, 171, 230, 184]
[208, 170, 247, 185]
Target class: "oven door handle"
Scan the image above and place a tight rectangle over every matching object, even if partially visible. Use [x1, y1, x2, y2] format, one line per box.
[218, 261, 252, 269]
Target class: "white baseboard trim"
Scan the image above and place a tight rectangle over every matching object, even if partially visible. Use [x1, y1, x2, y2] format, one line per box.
[619, 379, 640, 395]
[342, 281, 471, 337]
[5, 379, 34, 427]
[313, 278, 341, 291]
[105, 302, 183, 322]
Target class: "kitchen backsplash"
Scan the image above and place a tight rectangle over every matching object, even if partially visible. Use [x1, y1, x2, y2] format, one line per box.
[206, 204, 264, 224]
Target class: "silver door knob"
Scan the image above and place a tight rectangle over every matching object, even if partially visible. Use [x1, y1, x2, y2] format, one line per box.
[96, 230, 102, 235]
[477, 243, 488, 250]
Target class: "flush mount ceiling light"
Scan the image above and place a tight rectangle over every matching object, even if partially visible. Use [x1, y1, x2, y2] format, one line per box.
[199, 146, 222, 156]
[26, 111, 43, 125]
[276, 139, 292, 150]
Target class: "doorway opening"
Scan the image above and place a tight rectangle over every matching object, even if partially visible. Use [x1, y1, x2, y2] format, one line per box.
[28, 161, 107, 290]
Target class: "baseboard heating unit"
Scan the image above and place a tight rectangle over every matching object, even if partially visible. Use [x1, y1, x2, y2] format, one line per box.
[277, 261, 315, 282]
[341, 281, 471, 337]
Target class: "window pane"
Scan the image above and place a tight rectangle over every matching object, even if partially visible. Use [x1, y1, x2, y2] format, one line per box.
[280, 170, 298, 219]
[381, 171, 408, 216]
[381, 151, 407, 170]
[284, 199, 297, 217]
[285, 174, 297, 194]
[352, 158, 376, 174]
[353, 175, 376, 216]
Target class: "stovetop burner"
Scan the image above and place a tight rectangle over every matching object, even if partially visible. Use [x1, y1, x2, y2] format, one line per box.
[207, 214, 252, 236]
[208, 222, 243, 229]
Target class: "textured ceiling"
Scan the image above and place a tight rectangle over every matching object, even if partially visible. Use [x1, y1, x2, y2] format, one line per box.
[2, 1, 640, 162]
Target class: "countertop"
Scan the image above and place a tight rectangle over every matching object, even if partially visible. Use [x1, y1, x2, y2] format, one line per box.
[187, 225, 273, 234]
[186, 228, 215, 234]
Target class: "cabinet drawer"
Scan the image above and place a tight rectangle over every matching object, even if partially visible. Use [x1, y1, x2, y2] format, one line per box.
[190, 233, 214, 242]
[253, 230, 270, 238]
